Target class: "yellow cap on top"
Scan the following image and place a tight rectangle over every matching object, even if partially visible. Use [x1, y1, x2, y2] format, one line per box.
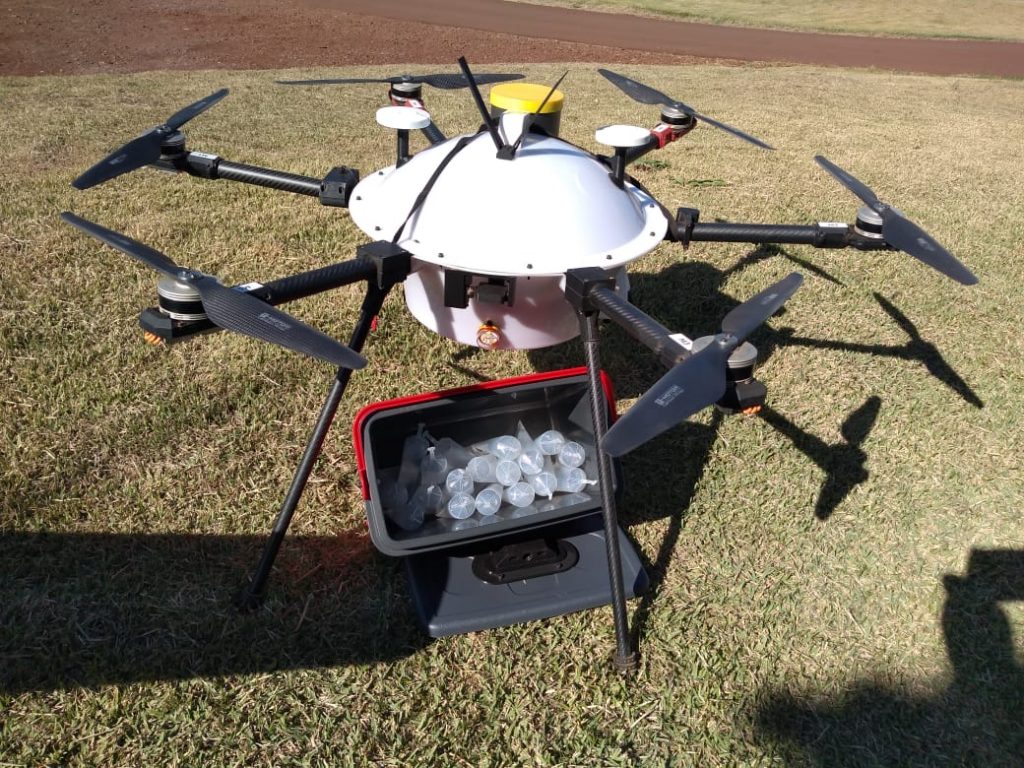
[488, 83, 565, 114]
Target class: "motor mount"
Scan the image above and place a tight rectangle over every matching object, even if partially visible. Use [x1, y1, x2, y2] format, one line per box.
[691, 336, 767, 414]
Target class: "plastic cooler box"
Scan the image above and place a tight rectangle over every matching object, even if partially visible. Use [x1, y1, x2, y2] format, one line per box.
[353, 368, 648, 637]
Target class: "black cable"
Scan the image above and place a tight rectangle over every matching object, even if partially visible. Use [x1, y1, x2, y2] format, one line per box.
[391, 133, 484, 243]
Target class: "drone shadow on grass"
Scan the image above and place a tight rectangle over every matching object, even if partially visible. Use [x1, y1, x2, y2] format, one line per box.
[0, 530, 427, 694]
[772, 292, 983, 409]
[752, 547, 1024, 766]
[529, 248, 979, 645]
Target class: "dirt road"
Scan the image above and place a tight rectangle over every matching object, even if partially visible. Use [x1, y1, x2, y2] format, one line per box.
[2, 0, 1021, 76]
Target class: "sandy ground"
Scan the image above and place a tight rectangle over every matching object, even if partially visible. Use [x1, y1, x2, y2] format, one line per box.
[2, 0, 1022, 77]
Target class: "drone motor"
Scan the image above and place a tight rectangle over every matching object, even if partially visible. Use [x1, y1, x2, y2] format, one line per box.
[659, 106, 696, 129]
[853, 205, 886, 239]
[389, 81, 423, 105]
[690, 337, 766, 414]
[158, 131, 187, 159]
[156, 276, 206, 321]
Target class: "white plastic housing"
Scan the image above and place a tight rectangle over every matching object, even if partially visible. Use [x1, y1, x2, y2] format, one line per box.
[376, 106, 431, 130]
[350, 117, 669, 348]
[349, 121, 668, 276]
[595, 124, 651, 149]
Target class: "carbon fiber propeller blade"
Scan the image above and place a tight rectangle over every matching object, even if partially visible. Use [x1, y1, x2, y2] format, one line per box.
[814, 155, 879, 209]
[602, 342, 731, 457]
[164, 89, 230, 130]
[880, 213, 977, 285]
[721, 272, 804, 341]
[602, 272, 803, 457]
[277, 73, 523, 89]
[815, 156, 978, 285]
[61, 212, 179, 276]
[597, 68, 773, 150]
[71, 89, 228, 190]
[191, 277, 366, 369]
[60, 212, 366, 370]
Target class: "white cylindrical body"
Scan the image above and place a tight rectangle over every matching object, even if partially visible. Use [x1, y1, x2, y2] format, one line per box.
[529, 470, 557, 499]
[348, 128, 668, 350]
[443, 492, 475, 520]
[536, 429, 566, 456]
[554, 466, 590, 493]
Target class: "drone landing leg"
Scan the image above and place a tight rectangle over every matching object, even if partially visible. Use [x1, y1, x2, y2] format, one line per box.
[236, 283, 390, 611]
[580, 311, 640, 673]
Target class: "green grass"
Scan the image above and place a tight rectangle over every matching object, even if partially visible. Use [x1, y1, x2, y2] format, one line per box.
[513, 0, 1024, 41]
[2, 64, 1024, 765]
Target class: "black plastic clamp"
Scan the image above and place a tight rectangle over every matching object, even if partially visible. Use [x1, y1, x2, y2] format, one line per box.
[564, 267, 617, 314]
[185, 150, 220, 179]
[320, 166, 360, 208]
[356, 241, 412, 290]
[673, 207, 700, 247]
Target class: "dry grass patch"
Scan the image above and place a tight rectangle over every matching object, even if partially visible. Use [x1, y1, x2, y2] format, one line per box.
[1, 64, 1023, 765]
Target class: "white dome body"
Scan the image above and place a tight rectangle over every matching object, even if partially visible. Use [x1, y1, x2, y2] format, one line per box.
[349, 125, 668, 276]
[350, 118, 665, 348]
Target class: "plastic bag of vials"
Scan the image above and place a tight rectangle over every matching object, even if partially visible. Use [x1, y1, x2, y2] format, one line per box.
[379, 423, 596, 532]
[353, 370, 619, 557]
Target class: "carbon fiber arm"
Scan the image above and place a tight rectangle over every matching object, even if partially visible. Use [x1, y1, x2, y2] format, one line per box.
[685, 221, 889, 250]
[586, 286, 689, 368]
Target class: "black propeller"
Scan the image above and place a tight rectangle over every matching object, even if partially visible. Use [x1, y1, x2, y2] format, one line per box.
[602, 272, 803, 457]
[815, 155, 978, 286]
[60, 212, 366, 370]
[72, 89, 228, 191]
[597, 68, 773, 150]
[277, 73, 524, 89]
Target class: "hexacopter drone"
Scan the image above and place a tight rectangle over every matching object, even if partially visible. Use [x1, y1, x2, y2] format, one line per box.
[63, 59, 976, 670]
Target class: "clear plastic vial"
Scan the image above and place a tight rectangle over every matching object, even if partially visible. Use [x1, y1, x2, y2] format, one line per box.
[445, 492, 476, 519]
[554, 466, 591, 493]
[444, 468, 475, 497]
[434, 437, 474, 468]
[557, 441, 587, 469]
[390, 486, 432, 531]
[529, 470, 557, 499]
[503, 481, 536, 508]
[473, 435, 522, 460]
[518, 447, 544, 475]
[419, 447, 448, 486]
[495, 458, 522, 486]
[417, 484, 445, 515]
[466, 454, 498, 483]
[397, 430, 429, 489]
[535, 429, 566, 456]
[475, 483, 503, 516]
